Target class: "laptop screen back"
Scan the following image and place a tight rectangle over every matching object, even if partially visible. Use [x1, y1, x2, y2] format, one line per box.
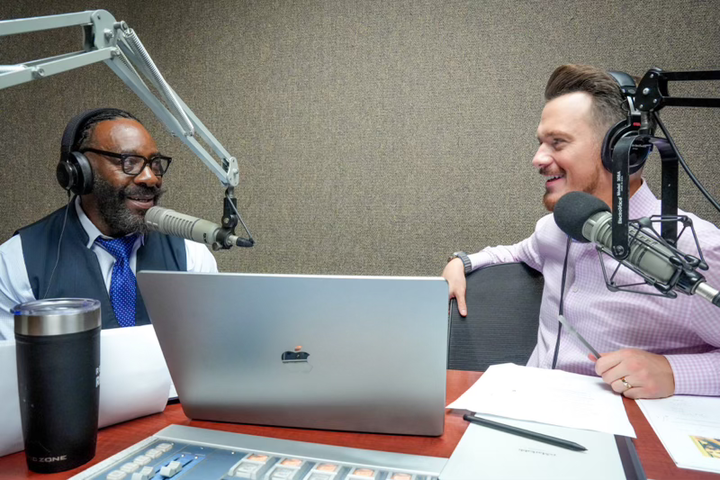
[137, 272, 449, 436]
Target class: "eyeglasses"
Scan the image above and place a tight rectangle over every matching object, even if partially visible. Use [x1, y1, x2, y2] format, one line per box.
[80, 148, 172, 177]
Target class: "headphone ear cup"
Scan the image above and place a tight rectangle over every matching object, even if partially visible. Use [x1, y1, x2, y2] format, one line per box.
[58, 108, 109, 195]
[601, 120, 626, 173]
[601, 121, 652, 174]
[71, 151, 94, 195]
[56, 152, 94, 195]
[56, 158, 75, 193]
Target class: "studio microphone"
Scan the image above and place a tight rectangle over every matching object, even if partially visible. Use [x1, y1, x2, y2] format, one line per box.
[554, 191, 720, 307]
[144, 206, 254, 248]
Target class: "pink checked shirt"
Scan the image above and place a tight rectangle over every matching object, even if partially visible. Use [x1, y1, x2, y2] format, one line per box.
[468, 181, 720, 396]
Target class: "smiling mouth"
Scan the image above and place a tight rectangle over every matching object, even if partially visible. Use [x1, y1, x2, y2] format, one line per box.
[126, 196, 155, 210]
[545, 174, 564, 183]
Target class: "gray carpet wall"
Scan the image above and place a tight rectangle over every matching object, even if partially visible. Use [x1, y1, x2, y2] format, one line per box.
[1, 1, 719, 277]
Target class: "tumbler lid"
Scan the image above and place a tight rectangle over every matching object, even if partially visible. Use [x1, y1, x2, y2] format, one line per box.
[14, 298, 101, 336]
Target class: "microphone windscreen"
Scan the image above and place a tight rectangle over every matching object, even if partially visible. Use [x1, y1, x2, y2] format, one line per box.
[553, 191, 610, 242]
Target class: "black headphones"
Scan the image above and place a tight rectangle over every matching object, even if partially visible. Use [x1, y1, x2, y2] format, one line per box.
[600, 71, 653, 174]
[56, 108, 111, 195]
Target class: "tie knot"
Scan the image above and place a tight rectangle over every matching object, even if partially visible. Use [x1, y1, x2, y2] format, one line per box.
[95, 235, 137, 260]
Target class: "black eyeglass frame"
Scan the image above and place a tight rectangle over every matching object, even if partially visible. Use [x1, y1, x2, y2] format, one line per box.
[80, 148, 172, 177]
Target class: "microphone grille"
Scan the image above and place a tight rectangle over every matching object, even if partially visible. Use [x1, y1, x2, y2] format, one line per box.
[553, 192, 610, 242]
[145, 206, 195, 238]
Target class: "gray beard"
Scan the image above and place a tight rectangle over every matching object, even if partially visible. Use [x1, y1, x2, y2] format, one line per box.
[92, 175, 165, 237]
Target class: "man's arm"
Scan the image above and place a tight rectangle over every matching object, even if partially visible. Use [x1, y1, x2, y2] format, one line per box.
[184, 240, 219, 273]
[594, 348, 720, 398]
[593, 349, 676, 399]
[443, 215, 548, 316]
[0, 235, 36, 341]
[442, 258, 469, 315]
[595, 225, 720, 398]
[661, 289, 720, 397]
[669, 232, 720, 396]
[665, 350, 720, 396]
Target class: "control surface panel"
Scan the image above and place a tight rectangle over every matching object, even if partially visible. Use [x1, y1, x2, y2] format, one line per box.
[70, 425, 447, 480]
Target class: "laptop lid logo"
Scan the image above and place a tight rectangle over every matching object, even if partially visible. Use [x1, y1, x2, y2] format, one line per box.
[281, 346, 312, 373]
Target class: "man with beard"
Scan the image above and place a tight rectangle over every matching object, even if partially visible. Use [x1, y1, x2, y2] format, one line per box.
[443, 65, 720, 399]
[0, 108, 217, 340]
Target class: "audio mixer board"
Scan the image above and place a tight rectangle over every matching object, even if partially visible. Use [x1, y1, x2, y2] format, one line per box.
[70, 425, 447, 480]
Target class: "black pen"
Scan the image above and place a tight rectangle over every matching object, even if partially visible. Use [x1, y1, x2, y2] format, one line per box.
[463, 413, 587, 452]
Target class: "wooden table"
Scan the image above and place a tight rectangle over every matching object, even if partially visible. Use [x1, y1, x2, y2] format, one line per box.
[0, 370, 716, 480]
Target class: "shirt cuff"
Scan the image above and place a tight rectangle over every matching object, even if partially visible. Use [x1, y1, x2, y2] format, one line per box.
[665, 352, 720, 396]
[468, 251, 495, 273]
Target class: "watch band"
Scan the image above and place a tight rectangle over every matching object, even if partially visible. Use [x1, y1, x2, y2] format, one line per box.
[448, 251, 472, 275]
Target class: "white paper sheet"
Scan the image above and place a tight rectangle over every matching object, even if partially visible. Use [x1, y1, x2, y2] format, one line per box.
[446, 363, 635, 437]
[637, 395, 720, 474]
[0, 325, 171, 458]
[97, 325, 172, 427]
[0, 343, 22, 457]
[440, 414, 627, 480]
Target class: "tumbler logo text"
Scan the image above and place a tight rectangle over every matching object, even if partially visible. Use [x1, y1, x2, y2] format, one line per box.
[32, 455, 67, 463]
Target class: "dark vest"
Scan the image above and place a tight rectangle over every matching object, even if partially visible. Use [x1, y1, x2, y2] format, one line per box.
[17, 203, 187, 329]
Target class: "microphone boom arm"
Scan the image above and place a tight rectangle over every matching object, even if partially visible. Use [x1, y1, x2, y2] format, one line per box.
[0, 10, 253, 248]
[611, 67, 720, 253]
[634, 68, 720, 113]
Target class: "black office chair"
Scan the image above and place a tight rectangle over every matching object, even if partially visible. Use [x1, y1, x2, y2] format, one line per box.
[448, 262, 544, 371]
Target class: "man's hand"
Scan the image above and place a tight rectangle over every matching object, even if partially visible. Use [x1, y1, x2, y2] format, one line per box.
[591, 349, 675, 399]
[442, 258, 467, 316]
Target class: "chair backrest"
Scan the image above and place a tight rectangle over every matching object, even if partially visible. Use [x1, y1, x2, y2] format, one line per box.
[448, 262, 544, 371]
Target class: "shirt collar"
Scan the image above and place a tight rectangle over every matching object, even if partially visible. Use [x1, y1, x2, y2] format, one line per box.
[74, 196, 145, 249]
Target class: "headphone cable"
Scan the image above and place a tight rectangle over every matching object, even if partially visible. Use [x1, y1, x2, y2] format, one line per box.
[42, 192, 73, 300]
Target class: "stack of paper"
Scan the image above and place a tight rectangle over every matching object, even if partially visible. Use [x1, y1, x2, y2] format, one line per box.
[442, 364, 640, 480]
[446, 363, 635, 437]
[441, 414, 630, 480]
[638, 396, 720, 474]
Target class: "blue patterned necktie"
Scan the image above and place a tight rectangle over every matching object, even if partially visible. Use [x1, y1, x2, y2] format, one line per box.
[95, 235, 138, 327]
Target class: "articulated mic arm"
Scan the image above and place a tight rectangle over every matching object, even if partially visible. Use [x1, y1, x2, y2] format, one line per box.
[610, 67, 720, 258]
[0, 10, 253, 249]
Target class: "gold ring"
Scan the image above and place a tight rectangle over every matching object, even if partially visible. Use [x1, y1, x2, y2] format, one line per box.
[621, 377, 633, 390]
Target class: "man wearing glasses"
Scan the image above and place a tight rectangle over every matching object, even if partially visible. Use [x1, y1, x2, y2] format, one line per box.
[0, 108, 217, 340]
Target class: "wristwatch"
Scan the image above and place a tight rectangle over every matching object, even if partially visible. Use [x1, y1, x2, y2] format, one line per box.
[448, 251, 472, 275]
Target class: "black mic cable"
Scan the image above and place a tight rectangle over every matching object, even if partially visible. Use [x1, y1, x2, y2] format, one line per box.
[654, 111, 720, 213]
[551, 236, 572, 369]
[551, 234, 604, 366]
[225, 190, 255, 247]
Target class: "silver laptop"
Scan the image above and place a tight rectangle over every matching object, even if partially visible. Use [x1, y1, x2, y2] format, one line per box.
[137, 271, 449, 436]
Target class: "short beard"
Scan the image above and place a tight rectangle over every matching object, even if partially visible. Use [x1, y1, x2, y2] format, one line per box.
[542, 192, 557, 212]
[92, 175, 165, 237]
[541, 167, 601, 212]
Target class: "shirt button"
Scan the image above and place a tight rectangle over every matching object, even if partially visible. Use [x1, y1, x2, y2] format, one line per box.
[571, 286, 579, 293]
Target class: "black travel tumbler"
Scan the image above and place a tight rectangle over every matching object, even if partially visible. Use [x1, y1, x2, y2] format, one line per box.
[14, 298, 101, 474]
